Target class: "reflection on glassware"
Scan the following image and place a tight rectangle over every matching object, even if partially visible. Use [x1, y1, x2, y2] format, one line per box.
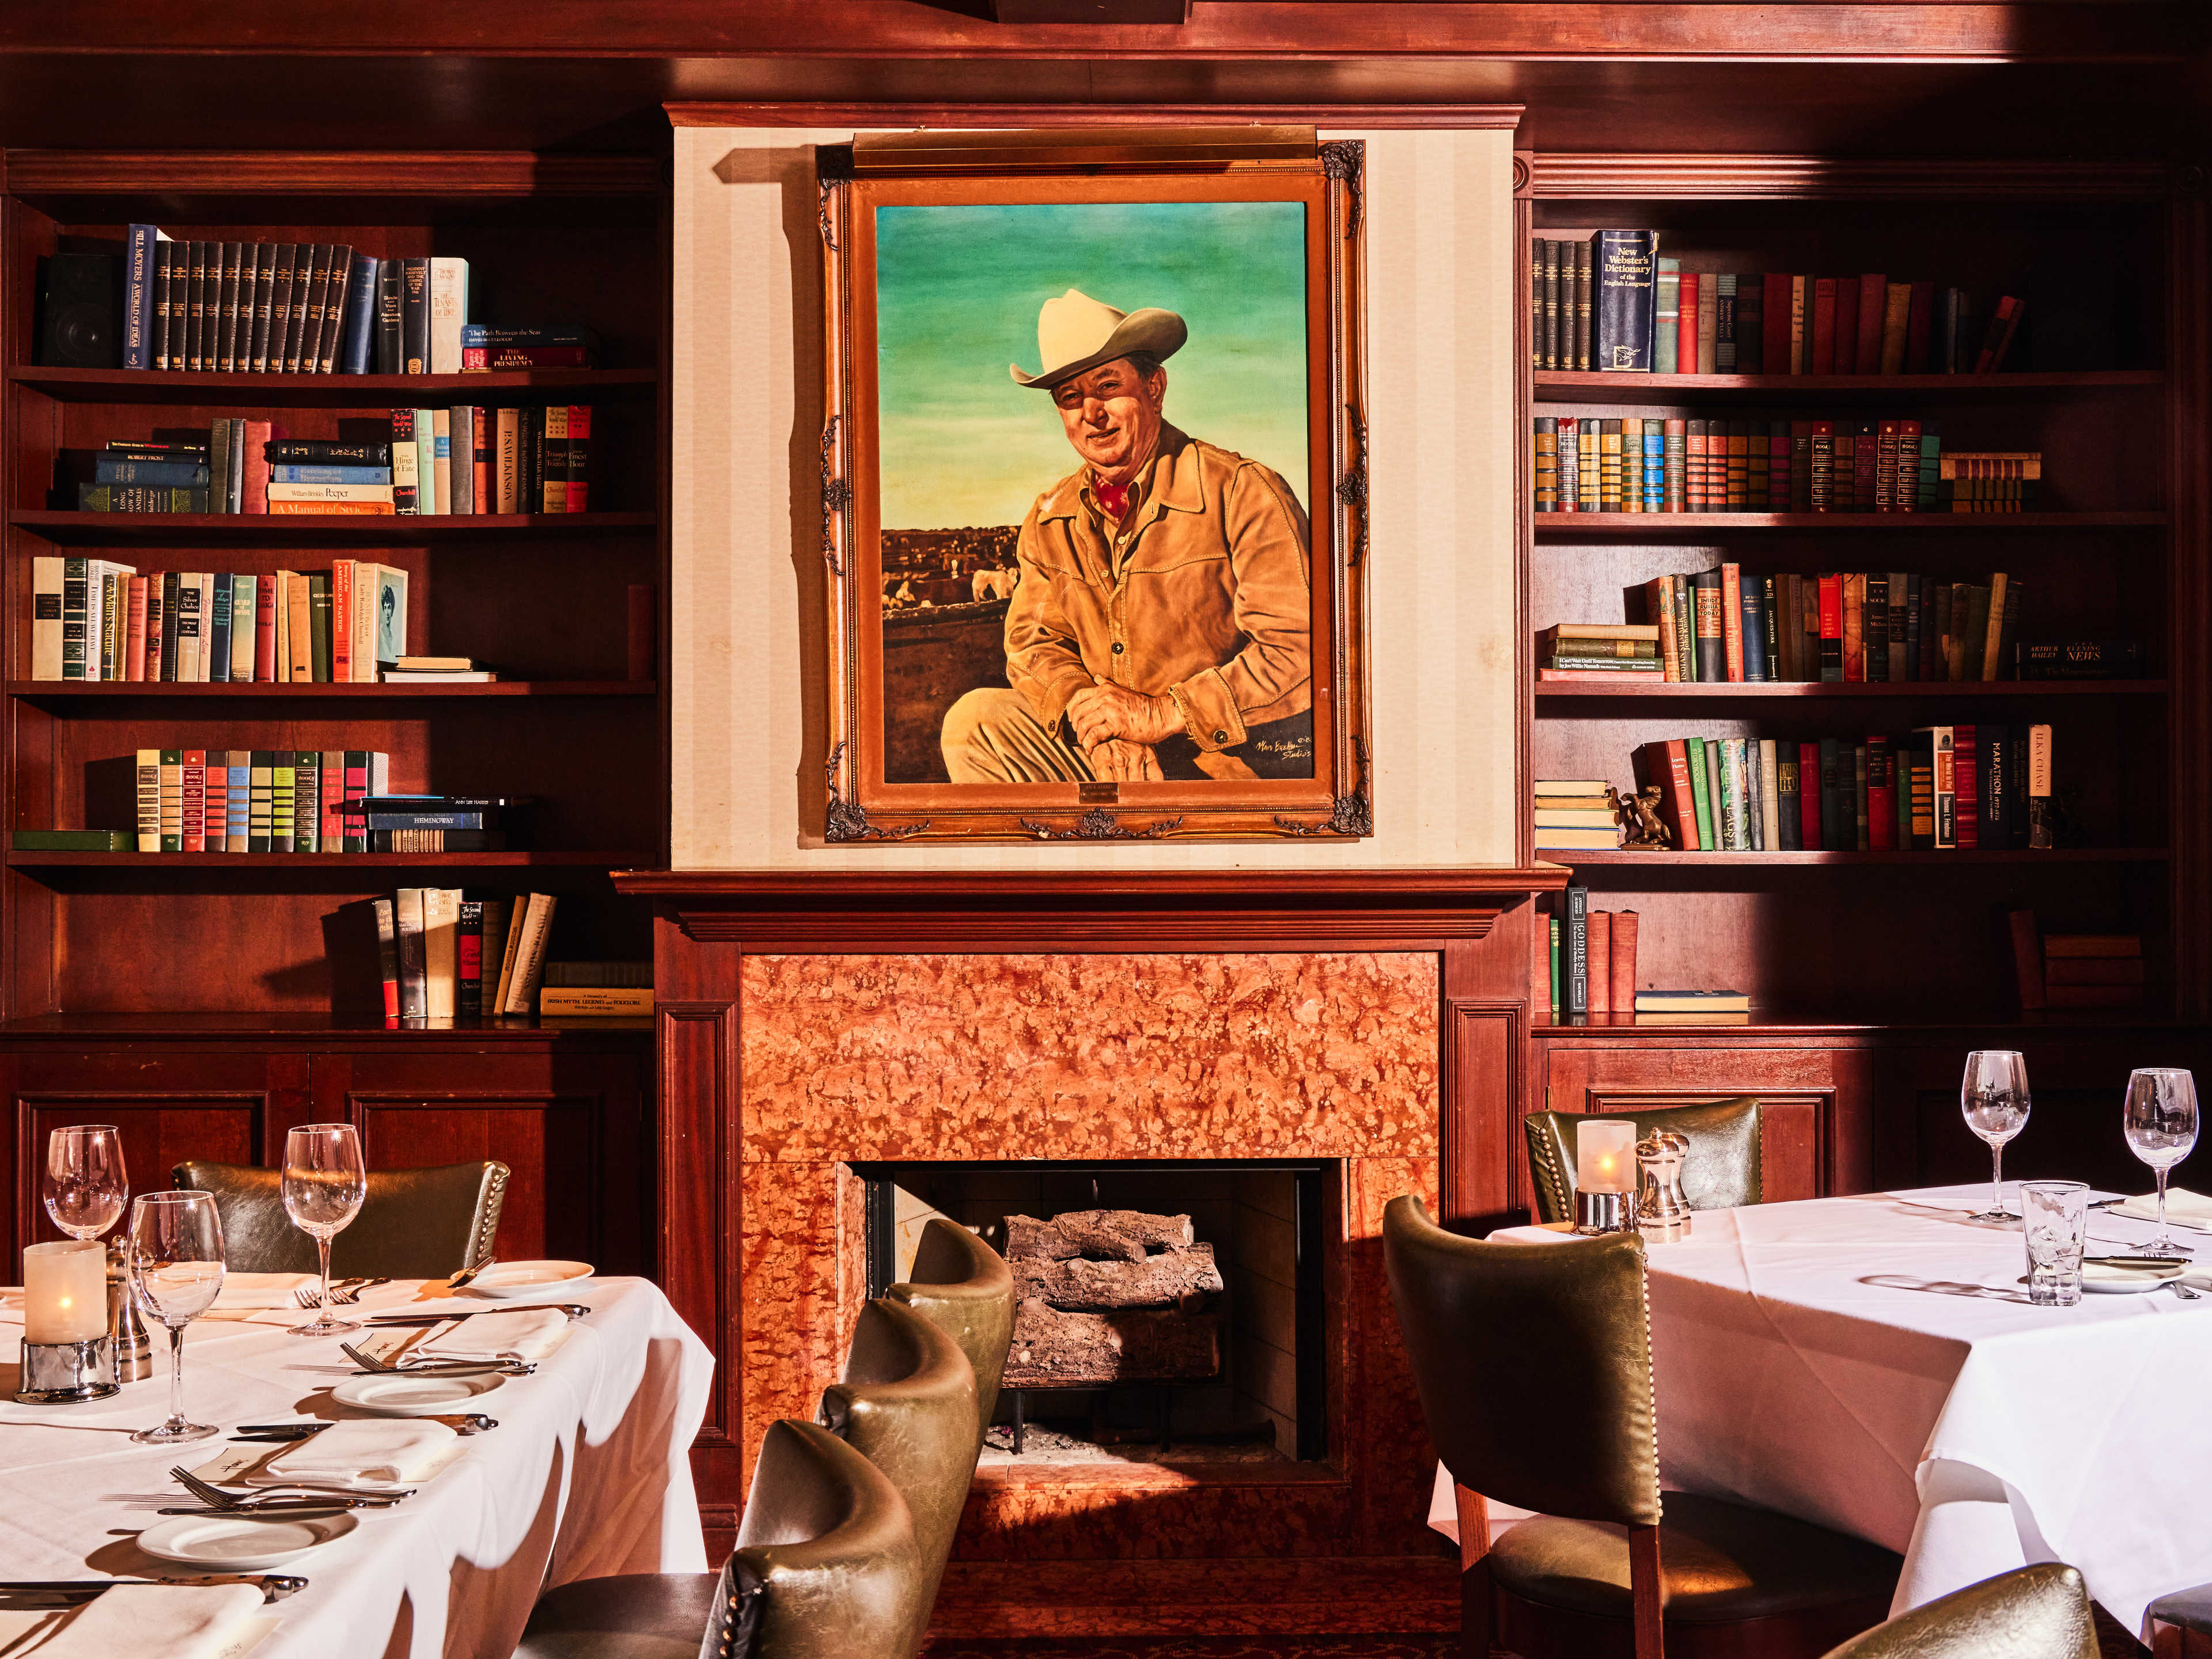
[1961, 1050, 2031, 1224]
[2021, 1180, 2089, 1307]
[127, 1190, 225, 1444]
[44, 1124, 128, 1242]
[2123, 1068, 2200, 1256]
[283, 1124, 368, 1337]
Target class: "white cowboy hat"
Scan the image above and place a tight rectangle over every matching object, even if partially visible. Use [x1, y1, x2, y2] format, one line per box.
[1010, 287, 1187, 389]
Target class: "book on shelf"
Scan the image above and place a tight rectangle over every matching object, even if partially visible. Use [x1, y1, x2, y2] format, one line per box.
[1635, 990, 1751, 1013]
[2016, 640, 2145, 680]
[129, 748, 390, 851]
[1533, 779, 1623, 851]
[460, 325, 601, 371]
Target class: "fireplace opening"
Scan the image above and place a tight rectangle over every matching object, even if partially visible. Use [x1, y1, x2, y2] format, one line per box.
[854, 1158, 1330, 1465]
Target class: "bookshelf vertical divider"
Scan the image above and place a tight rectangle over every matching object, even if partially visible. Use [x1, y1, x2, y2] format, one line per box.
[1513, 153, 2210, 1213]
[0, 149, 670, 1274]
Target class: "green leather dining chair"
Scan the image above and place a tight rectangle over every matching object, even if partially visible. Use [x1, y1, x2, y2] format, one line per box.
[173, 1158, 506, 1279]
[516, 1419, 923, 1659]
[819, 1298, 980, 1656]
[1523, 1098, 1763, 1224]
[889, 1217, 1014, 1456]
[1818, 1564, 2096, 1658]
[1384, 1194, 1899, 1658]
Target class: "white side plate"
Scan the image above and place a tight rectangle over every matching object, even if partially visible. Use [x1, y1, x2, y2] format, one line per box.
[463, 1260, 595, 1299]
[137, 1510, 358, 1571]
[2081, 1262, 2186, 1294]
[330, 1371, 507, 1415]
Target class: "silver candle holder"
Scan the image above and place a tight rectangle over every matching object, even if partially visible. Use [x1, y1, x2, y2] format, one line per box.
[14, 1334, 119, 1404]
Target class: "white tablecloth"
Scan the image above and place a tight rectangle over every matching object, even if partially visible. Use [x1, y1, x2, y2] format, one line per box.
[0, 1277, 715, 1658]
[1426, 1185, 2212, 1637]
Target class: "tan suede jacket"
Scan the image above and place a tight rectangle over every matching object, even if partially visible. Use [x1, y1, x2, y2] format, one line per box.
[1002, 424, 1312, 752]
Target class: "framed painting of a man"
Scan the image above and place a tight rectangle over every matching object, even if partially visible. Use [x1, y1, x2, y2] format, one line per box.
[819, 127, 1368, 843]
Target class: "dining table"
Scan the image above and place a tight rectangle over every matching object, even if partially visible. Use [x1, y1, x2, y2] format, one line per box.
[1425, 1183, 2212, 1639]
[0, 1272, 715, 1658]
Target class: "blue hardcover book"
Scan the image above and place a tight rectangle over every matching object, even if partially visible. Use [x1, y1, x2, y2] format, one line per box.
[365, 811, 495, 830]
[270, 465, 393, 485]
[1740, 580, 1768, 682]
[94, 458, 211, 487]
[339, 255, 380, 375]
[1641, 427, 1665, 510]
[207, 575, 233, 682]
[125, 224, 165, 370]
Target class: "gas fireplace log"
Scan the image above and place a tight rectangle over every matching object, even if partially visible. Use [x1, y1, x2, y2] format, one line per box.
[1004, 1210, 1196, 1263]
[1013, 1244, 1224, 1312]
[1004, 1298, 1221, 1386]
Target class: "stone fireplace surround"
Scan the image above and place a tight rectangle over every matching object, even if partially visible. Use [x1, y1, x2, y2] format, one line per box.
[619, 869, 1559, 1637]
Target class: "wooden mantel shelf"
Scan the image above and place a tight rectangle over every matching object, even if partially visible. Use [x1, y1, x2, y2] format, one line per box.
[613, 866, 1567, 949]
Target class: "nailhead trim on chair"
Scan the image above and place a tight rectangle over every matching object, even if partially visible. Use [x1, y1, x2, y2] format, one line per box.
[1529, 1124, 1573, 1222]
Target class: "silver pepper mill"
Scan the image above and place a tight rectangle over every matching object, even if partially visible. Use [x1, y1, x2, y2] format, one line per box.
[107, 1238, 152, 1382]
[1637, 1129, 1694, 1243]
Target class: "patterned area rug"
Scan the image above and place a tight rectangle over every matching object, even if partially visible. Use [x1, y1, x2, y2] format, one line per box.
[923, 1642, 1455, 1658]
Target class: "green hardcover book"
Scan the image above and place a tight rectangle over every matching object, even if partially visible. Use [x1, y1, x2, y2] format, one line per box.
[10, 829, 135, 851]
[1684, 736, 1715, 851]
[293, 751, 321, 854]
[271, 755, 297, 853]
[1717, 737, 1744, 851]
[308, 572, 333, 683]
[248, 751, 275, 853]
[1854, 742, 1870, 851]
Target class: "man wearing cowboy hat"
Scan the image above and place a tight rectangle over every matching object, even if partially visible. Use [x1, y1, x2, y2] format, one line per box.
[941, 287, 1313, 785]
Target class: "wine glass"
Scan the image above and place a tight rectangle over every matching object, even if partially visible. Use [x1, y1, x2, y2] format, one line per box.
[283, 1124, 367, 1336]
[2123, 1068, 2199, 1256]
[1961, 1050, 2031, 1224]
[44, 1124, 128, 1242]
[127, 1190, 225, 1445]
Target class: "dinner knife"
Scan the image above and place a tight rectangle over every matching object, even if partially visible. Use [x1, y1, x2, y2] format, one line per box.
[2083, 1255, 2189, 1268]
[366, 1304, 589, 1324]
[232, 1413, 496, 1440]
[0, 1574, 307, 1603]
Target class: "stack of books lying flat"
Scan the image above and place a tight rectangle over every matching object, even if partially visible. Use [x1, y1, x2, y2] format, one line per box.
[1539, 623, 1664, 684]
[1535, 778, 1624, 852]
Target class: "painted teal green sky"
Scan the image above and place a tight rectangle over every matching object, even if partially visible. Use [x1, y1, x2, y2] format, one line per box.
[874, 200, 1308, 529]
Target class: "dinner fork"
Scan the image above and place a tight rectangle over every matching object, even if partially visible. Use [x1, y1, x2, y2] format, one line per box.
[169, 1465, 410, 1509]
[339, 1340, 535, 1378]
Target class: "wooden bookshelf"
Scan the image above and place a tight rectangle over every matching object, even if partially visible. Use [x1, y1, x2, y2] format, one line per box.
[1516, 157, 2208, 1199]
[0, 151, 670, 1035]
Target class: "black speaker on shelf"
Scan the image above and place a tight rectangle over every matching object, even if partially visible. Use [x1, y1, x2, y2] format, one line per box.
[36, 252, 123, 368]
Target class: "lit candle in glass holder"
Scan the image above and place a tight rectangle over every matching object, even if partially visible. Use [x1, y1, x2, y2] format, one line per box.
[24, 1239, 108, 1344]
[1575, 1119, 1639, 1234]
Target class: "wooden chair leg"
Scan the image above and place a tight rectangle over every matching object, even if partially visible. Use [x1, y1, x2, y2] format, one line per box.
[1453, 1483, 1490, 1570]
[1629, 1524, 1665, 1659]
[1453, 1484, 1493, 1659]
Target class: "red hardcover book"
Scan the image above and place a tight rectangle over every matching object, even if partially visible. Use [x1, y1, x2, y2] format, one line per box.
[1953, 723, 1980, 848]
[180, 749, 206, 853]
[1831, 277, 1860, 376]
[1586, 911, 1612, 1014]
[472, 407, 492, 514]
[1817, 573, 1844, 676]
[1853, 274, 1887, 373]
[1761, 273, 1791, 376]
[1982, 297, 2027, 372]
[1537, 668, 1666, 681]
[1800, 740, 1824, 849]
[1768, 426, 1791, 510]
[203, 755, 228, 851]
[124, 575, 149, 681]
[1853, 419, 1880, 507]
[565, 405, 590, 512]
[1640, 738, 1700, 851]
[1810, 278, 1838, 374]
[1676, 271, 1700, 374]
[141, 571, 164, 681]
[1868, 735, 1895, 850]
[1685, 420, 1709, 510]
[1608, 910, 1639, 1013]
[332, 559, 353, 684]
[1721, 562, 1745, 681]
[253, 575, 278, 681]
[1906, 281, 1936, 373]
[240, 419, 282, 514]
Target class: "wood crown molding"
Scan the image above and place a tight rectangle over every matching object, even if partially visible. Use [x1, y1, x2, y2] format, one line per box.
[666, 102, 1522, 131]
[1524, 153, 2177, 200]
[0, 151, 662, 198]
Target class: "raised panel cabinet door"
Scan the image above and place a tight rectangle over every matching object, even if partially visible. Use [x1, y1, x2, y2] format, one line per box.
[4, 1048, 309, 1264]
[308, 1047, 647, 1274]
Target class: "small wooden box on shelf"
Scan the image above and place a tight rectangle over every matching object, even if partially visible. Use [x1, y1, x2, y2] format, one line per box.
[1515, 158, 2207, 1191]
[0, 151, 669, 1050]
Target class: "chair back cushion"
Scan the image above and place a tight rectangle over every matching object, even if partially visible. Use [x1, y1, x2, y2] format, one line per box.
[820, 1299, 980, 1650]
[1817, 1562, 2096, 1659]
[1382, 1194, 1660, 1528]
[729, 1419, 923, 1659]
[890, 1218, 1013, 1454]
[173, 1159, 507, 1279]
[1524, 1097, 1763, 1224]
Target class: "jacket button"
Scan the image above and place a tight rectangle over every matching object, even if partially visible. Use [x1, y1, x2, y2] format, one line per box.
[1214, 730, 1229, 744]
[1111, 642, 1124, 654]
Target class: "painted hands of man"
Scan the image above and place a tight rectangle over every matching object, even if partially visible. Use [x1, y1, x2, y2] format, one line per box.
[1065, 683, 1183, 749]
[1087, 738, 1164, 782]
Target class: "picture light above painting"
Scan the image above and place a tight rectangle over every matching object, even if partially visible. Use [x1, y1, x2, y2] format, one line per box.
[815, 126, 1372, 844]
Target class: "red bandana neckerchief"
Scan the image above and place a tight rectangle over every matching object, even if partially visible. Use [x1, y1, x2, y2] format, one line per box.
[1092, 474, 1133, 524]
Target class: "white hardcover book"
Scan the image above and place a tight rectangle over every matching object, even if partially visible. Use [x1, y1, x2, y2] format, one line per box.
[374, 567, 409, 665]
[423, 887, 459, 1018]
[427, 257, 469, 374]
[351, 564, 379, 681]
[264, 483, 396, 503]
[415, 409, 440, 516]
[31, 556, 64, 680]
[135, 747, 161, 851]
[505, 893, 559, 1014]
[431, 408, 452, 516]
[395, 888, 428, 1018]
[1759, 738, 1782, 851]
[175, 571, 202, 683]
[198, 572, 217, 680]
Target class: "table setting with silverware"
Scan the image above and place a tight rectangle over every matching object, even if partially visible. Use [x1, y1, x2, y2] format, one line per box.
[1, 1120, 708, 1659]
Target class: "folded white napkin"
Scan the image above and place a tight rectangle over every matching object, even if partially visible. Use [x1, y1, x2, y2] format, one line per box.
[27, 1583, 266, 1659]
[2109, 1186, 2212, 1230]
[208, 1272, 315, 1311]
[264, 1418, 456, 1486]
[413, 1308, 568, 1362]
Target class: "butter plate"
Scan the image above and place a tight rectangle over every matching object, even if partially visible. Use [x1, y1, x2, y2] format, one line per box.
[136, 1510, 357, 1572]
[331, 1372, 506, 1416]
[460, 1260, 594, 1300]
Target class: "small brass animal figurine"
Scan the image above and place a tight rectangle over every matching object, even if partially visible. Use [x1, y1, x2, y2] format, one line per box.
[1607, 783, 1674, 851]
